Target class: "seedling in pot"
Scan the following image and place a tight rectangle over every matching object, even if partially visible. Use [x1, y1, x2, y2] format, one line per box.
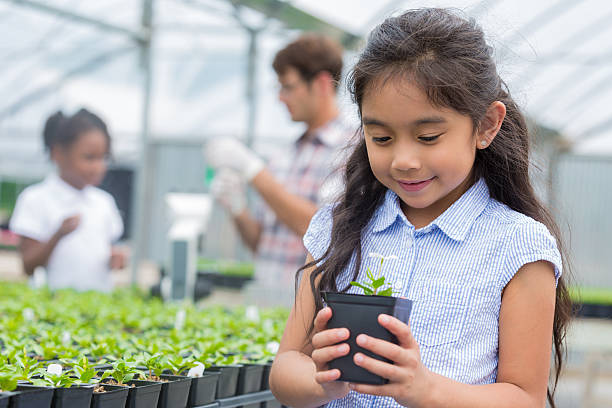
[66, 355, 100, 384]
[30, 363, 80, 388]
[136, 352, 164, 380]
[100, 358, 144, 385]
[350, 253, 398, 296]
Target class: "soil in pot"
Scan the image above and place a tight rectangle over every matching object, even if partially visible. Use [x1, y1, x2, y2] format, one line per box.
[51, 385, 94, 408]
[91, 384, 129, 408]
[323, 291, 413, 385]
[6, 384, 54, 408]
[206, 365, 241, 398]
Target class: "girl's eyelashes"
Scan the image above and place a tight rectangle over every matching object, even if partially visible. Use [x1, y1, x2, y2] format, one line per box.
[371, 136, 391, 144]
[418, 133, 443, 142]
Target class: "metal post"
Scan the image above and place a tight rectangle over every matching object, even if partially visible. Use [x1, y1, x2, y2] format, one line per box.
[130, 0, 154, 285]
[245, 27, 258, 148]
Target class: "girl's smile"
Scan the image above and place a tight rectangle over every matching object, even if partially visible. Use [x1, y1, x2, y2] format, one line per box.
[396, 177, 435, 192]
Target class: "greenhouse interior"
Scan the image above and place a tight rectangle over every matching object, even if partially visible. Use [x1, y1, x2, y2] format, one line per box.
[1, 0, 612, 407]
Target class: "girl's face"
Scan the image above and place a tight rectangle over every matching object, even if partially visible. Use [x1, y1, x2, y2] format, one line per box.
[53, 129, 109, 190]
[362, 79, 482, 227]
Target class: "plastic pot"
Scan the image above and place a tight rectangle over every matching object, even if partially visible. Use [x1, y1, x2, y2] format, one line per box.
[5, 384, 54, 408]
[322, 291, 413, 385]
[123, 380, 161, 408]
[91, 384, 129, 408]
[260, 362, 273, 391]
[0, 393, 9, 408]
[51, 385, 94, 408]
[185, 371, 219, 407]
[156, 375, 191, 408]
[206, 365, 241, 398]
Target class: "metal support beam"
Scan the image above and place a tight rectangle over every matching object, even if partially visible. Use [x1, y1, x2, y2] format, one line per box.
[229, 0, 361, 49]
[245, 27, 258, 148]
[4, 0, 147, 43]
[130, 0, 155, 285]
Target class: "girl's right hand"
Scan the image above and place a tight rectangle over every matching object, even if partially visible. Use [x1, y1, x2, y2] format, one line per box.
[57, 214, 80, 238]
[311, 307, 351, 400]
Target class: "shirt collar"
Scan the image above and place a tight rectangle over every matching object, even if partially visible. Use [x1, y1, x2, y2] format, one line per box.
[46, 173, 91, 202]
[371, 178, 490, 241]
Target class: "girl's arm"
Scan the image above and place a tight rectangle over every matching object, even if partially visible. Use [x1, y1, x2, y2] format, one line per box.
[18, 215, 80, 275]
[270, 254, 350, 407]
[350, 260, 556, 408]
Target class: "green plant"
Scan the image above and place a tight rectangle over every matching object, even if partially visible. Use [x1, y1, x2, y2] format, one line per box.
[137, 352, 164, 379]
[101, 358, 143, 385]
[161, 354, 197, 376]
[350, 253, 397, 296]
[31, 364, 80, 388]
[66, 355, 99, 384]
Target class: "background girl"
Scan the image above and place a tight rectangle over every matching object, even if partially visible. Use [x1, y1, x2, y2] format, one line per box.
[10, 108, 125, 292]
[270, 8, 571, 408]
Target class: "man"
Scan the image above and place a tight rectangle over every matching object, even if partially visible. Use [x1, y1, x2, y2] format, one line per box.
[205, 34, 353, 306]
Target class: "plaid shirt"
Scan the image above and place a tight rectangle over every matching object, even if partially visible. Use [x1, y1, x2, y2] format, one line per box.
[249, 118, 354, 305]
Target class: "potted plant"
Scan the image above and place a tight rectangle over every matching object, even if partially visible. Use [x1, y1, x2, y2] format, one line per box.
[63, 356, 128, 408]
[100, 359, 161, 408]
[30, 363, 94, 408]
[141, 353, 192, 408]
[322, 253, 413, 385]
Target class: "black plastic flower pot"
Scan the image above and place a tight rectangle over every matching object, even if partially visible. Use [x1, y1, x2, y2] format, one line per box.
[91, 384, 129, 408]
[185, 371, 219, 407]
[6, 384, 54, 408]
[322, 291, 413, 385]
[259, 362, 273, 391]
[236, 364, 265, 395]
[156, 375, 191, 408]
[51, 385, 94, 408]
[0, 393, 10, 408]
[124, 380, 161, 408]
[206, 365, 241, 398]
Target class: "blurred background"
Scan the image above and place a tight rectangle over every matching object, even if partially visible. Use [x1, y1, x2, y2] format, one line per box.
[0, 0, 611, 406]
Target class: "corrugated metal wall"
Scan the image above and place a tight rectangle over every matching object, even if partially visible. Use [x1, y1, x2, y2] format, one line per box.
[552, 154, 612, 288]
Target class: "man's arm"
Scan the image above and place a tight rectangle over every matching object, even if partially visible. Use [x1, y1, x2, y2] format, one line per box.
[232, 210, 263, 252]
[251, 168, 318, 237]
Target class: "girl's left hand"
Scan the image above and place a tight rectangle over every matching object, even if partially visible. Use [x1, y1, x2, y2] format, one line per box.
[349, 314, 433, 407]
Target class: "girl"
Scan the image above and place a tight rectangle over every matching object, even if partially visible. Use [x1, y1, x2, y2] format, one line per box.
[10, 109, 125, 292]
[270, 8, 571, 408]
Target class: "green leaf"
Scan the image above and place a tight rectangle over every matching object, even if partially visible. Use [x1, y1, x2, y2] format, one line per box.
[372, 277, 385, 289]
[377, 287, 393, 297]
[350, 282, 374, 295]
[366, 268, 374, 281]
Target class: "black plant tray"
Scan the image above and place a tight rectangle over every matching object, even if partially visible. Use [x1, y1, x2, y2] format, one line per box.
[206, 365, 241, 398]
[91, 384, 129, 408]
[236, 364, 265, 395]
[192, 390, 277, 408]
[157, 374, 192, 408]
[0, 393, 9, 408]
[6, 384, 54, 408]
[123, 380, 162, 408]
[51, 385, 94, 408]
[187, 371, 220, 407]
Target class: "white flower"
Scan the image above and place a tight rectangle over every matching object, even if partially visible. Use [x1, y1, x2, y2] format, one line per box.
[47, 363, 63, 376]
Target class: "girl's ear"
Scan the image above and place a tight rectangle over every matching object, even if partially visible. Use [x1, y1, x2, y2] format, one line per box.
[477, 101, 506, 149]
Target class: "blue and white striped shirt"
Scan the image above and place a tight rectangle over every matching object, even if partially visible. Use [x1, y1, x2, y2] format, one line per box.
[303, 178, 562, 408]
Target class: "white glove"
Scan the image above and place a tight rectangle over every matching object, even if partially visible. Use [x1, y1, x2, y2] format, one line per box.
[210, 168, 247, 216]
[204, 138, 265, 181]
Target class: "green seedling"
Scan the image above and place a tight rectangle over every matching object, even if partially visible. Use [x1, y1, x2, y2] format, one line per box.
[68, 355, 99, 384]
[31, 365, 79, 388]
[100, 358, 143, 385]
[162, 354, 197, 376]
[137, 352, 164, 379]
[350, 254, 397, 296]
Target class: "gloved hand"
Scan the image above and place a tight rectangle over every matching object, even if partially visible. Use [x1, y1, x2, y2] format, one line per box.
[204, 138, 265, 181]
[210, 168, 247, 216]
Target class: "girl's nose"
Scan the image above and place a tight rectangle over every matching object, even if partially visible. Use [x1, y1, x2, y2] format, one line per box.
[391, 143, 421, 171]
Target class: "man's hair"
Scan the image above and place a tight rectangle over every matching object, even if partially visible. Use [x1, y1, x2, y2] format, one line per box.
[272, 33, 343, 90]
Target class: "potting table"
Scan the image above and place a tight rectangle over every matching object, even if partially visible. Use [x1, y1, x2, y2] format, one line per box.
[194, 390, 278, 407]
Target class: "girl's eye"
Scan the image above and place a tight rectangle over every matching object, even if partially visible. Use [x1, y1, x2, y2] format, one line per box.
[372, 136, 391, 144]
[419, 134, 442, 142]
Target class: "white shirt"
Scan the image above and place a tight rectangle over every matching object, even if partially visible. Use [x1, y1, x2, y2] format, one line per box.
[9, 173, 123, 292]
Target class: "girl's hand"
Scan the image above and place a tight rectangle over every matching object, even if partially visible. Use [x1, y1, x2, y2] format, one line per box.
[310, 307, 351, 401]
[349, 314, 433, 407]
[110, 246, 128, 270]
[56, 215, 80, 238]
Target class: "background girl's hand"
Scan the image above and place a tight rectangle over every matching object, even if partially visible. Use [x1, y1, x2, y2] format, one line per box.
[110, 246, 128, 270]
[310, 307, 351, 400]
[349, 314, 433, 407]
[56, 214, 80, 238]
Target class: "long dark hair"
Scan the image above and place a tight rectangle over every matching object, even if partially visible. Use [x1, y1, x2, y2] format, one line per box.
[43, 108, 111, 154]
[299, 8, 571, 406]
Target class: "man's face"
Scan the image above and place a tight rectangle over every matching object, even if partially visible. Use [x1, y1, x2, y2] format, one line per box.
[277, 67, 316, 123]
